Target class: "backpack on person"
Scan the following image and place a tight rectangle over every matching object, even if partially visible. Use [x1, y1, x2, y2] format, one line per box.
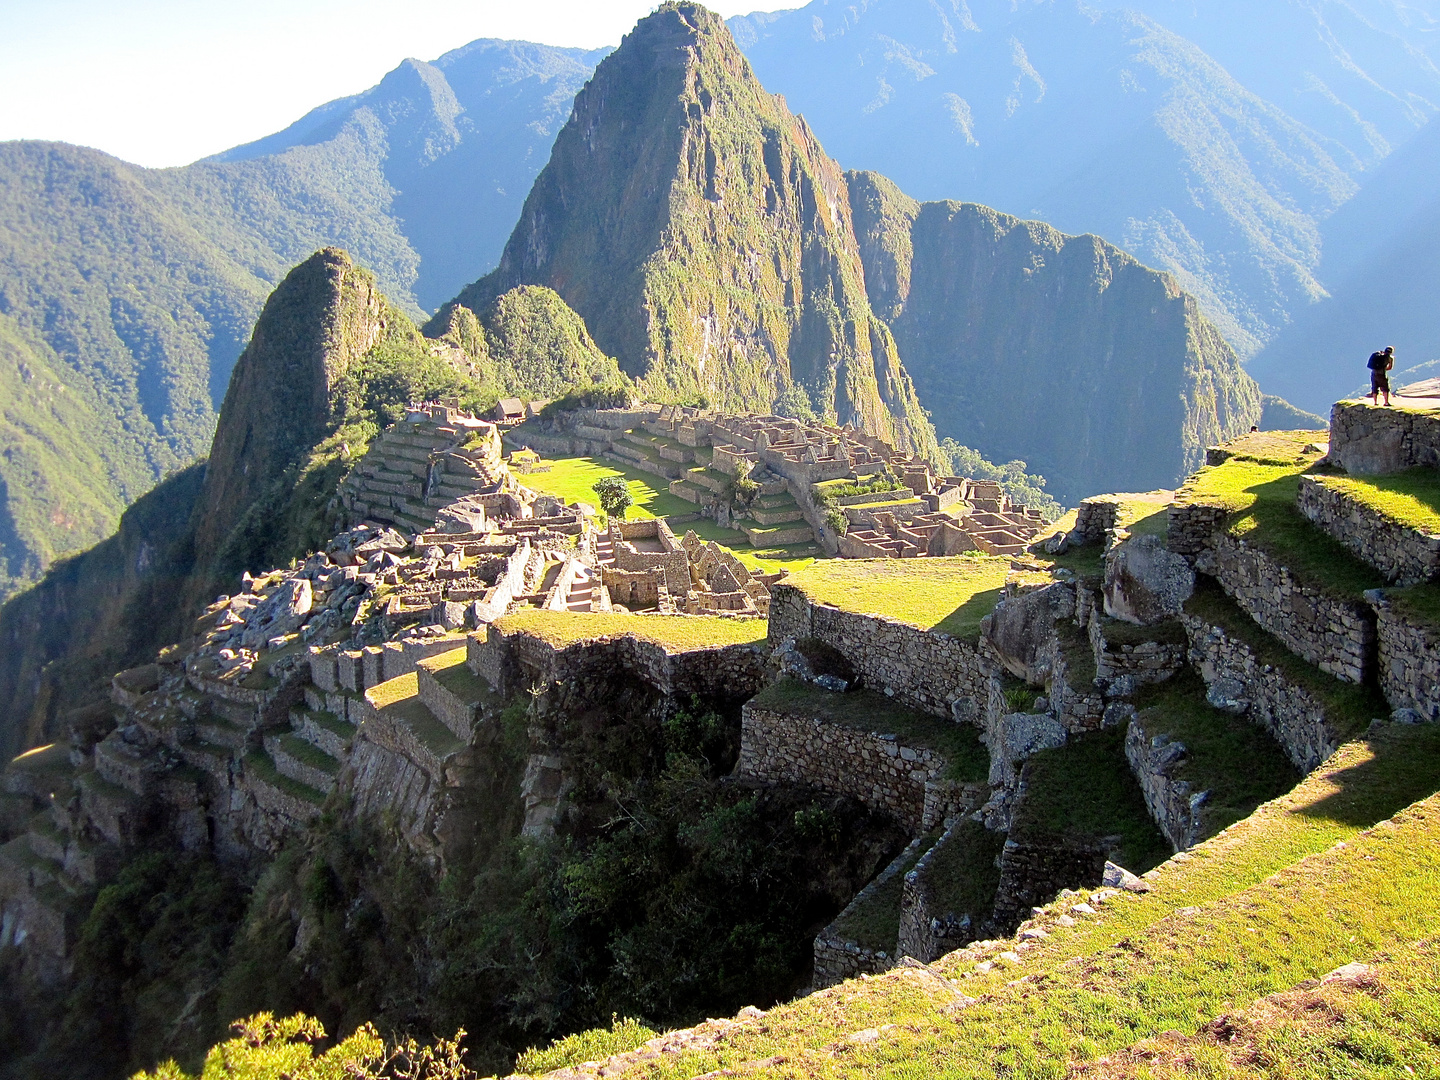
[1368, 350, 1389, 371]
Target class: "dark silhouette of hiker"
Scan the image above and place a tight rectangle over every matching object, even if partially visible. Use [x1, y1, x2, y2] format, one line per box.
[1368, 346, 1395, 405]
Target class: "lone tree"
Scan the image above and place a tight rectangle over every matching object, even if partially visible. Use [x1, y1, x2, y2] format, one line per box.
[592, 476, 634, 520]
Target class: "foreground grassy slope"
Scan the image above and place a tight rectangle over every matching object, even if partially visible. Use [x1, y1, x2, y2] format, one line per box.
[515, 722, 1440, 1077]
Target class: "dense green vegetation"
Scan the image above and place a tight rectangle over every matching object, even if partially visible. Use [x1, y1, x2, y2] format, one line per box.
[11, 684, 904, 1079]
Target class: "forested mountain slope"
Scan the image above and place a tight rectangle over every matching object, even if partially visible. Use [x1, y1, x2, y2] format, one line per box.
[0, 42, 598, 601]
[729, 0, 1440, 359]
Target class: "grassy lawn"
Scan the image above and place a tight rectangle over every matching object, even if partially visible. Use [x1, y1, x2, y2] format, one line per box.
[1180, 458, 1385, 598]
[783, 555, 1011, 642]
[1387, 580, 1440, 633]
[1311, 466, 1440, 535]
[519, 454, 819, 573]
[1214, 428, 1326, 465]
[750, 679, 989, 781]
[516, 454, 693, 520]
[517, 722, 1440, 1077]
[493, 609, 768, 651]
[1184, 577, 1388, 740]
[1132, 670, 1300, 837]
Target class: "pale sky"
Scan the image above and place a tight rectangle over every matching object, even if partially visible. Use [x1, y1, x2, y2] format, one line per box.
[0, 0, 774, 168]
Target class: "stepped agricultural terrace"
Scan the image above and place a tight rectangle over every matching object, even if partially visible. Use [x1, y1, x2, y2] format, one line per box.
[506, 402, 1049, 557]
[6, 391, 1440, 1079]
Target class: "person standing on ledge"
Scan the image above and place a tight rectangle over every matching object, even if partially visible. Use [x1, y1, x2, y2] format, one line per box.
[1368, 346, 1395, 406]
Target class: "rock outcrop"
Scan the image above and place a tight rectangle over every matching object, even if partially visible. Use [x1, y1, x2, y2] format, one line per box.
[1104, 535, 1195, 626]
[847, 172, 1263, 503]
[190, 249, 385, 567]
[442, 2, 936, 456]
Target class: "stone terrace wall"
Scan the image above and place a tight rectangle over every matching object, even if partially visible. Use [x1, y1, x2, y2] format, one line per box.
[897, 821, 988, 962]
[1195, 535, 1375, 683]
[812, 838, 925, 988]
[1180, 613, 1344, 772]
[1373, 599, 1440, 719]
[1167, 502, 1231, 558]
[1297, 475, 1440, 586]
[468, 625, 771, 706]
[1329, 400, 1440, 476]
[768, 584, 997, 718]
[1124, 712, 1204, 852]
[737, 704, 984, 832]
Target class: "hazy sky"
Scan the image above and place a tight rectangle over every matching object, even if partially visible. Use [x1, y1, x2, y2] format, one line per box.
[0, 0, 772, 168]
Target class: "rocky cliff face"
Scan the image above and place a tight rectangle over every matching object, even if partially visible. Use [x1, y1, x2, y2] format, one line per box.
[190, 249, 385, 565]
[848, 172, 1262, 502]
[445, 2, 936, 456]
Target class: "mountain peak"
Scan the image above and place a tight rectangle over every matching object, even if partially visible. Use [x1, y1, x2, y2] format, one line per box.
[442, 2, 936, 453]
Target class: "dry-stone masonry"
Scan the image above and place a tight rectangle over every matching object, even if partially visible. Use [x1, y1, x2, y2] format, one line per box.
[812, 837, 928, 988]
[737, 702, 984, 832]
[1123, 711, 1206, 852]
[1180, 611, 1345, 772]
[1328, 400, 1440, 475]
[1196, 534, 1375, 683]
[1372, 596, 1440, 720]
[767, 584, 996, 718]
[1297, 475, 1440, 586]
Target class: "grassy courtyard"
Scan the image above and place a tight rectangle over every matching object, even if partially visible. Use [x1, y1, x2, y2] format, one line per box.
[492, 609, 768, 651]
[783, 555, 1011, 642]
[514, 453, 817, 572]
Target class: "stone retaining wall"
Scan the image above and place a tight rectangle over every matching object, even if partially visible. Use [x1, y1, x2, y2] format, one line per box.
[1373, 598, 1440, 719]
[896, 821, 991, 962]
[1297, 475, 1440, 586]
[768, 585, 996, 718]
[1089, 614, 1186, 685]
[1124, 713, 1205, 852]
[991, 831, 1108, 932]
[737, 704, 983, 832]
[812, 838, 924, 988]
[1166, 502, 1231, 558]
[1329, 400, 1440, 476]
[1196, 534, 1375, 683]
[1180, 612, 1343, 772]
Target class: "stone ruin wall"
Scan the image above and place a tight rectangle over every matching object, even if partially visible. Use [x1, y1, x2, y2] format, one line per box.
[767, 584, 995, 718]
[1297, 475, 1440, 586]
[1179, 613, 1343, 772]
[1373, 599, 1440, 720]
[1195, 534, 1375, 684]
[895, 821, 984, 964]
[736, 704, 985, 833]
[1328, 400, 1440, 476]
[1123, 710, 1206, 853]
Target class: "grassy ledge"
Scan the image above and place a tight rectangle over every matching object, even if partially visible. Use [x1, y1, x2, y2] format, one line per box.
[492, 609, 768, 651]
[1179, 455, 1385, 599]
[1132, 670, 1300, 836]
[831, 834, 939, 951]
[782, 556, 1011, 642]
[1184, 577, 1388, 740]
[750, 679, 989, 781]
[1311, 466, 1440, 536]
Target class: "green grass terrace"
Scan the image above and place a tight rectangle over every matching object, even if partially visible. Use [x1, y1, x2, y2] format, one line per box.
[491, 609, 768, 651]
[514, 453, 818, 573]
[1177, 432, 1386, 599]
[781, 554, 1011, 642]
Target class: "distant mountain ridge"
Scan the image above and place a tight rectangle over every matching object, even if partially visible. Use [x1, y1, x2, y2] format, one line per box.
[0, 41, 598, 600]
[728, 0, 1440, 359]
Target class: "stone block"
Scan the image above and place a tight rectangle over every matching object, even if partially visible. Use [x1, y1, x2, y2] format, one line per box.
[1103, 535, 1194, 625]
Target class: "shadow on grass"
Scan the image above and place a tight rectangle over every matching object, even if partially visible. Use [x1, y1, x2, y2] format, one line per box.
[1299, 723, 1440, 828]
[1234, 474, 1386, 596]
[934, 586, 1005, 641]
